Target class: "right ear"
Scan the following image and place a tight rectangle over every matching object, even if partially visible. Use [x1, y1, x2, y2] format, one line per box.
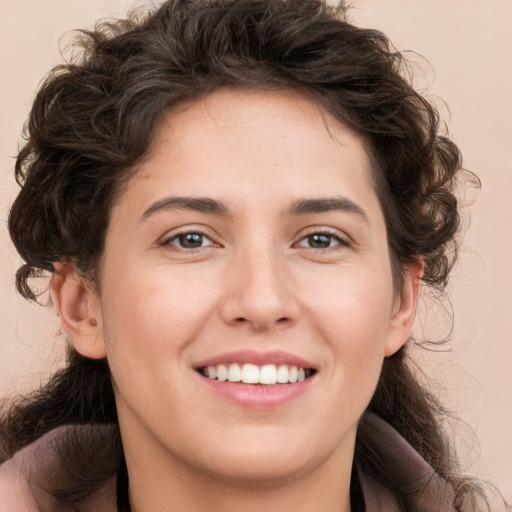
[50, 262, 107, 359]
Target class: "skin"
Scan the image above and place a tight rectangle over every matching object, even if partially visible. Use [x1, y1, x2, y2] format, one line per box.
[50, 89, 421, 512]
[0, 454, 36, 512]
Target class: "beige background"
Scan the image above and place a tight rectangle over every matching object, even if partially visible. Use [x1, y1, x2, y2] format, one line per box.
[1, 0, 511, 502]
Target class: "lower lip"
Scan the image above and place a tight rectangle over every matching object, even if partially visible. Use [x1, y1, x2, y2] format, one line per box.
[197, 373, 315, 409]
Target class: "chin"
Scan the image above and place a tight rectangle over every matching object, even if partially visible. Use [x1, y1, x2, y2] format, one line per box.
[200, 451, 317, 486]
[186, 428, 332, 486]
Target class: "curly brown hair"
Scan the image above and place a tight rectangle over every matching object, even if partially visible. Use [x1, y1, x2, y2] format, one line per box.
[2, 0, 490, 509]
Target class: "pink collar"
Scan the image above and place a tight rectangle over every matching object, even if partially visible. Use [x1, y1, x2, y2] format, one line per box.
[359, 413, 459, 512]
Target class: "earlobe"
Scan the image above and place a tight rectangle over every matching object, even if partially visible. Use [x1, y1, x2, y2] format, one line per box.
[50, 262, 106, 359]
[384, 260, 424, 357]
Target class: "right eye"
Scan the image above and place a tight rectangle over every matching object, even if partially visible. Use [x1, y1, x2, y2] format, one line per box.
[163, 231, 215, 250]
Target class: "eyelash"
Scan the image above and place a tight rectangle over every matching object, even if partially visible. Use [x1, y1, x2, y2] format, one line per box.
[161, 228, 349, 252]
[162, 230, 215, 250]
[295, 230, 349, 250]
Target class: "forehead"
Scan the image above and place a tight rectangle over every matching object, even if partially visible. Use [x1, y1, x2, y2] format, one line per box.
[99, 89, 392, 251]
[127, 89, 376, 200]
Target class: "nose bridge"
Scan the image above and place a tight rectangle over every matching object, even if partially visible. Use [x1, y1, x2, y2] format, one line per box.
[222, 235, 298, 329]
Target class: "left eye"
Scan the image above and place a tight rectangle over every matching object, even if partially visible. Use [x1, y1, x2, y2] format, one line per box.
[297, 233, 343, 249]
[166, 232, 214, 249]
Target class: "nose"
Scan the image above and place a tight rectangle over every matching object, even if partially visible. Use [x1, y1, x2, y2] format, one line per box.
[220, 247, 300, 331]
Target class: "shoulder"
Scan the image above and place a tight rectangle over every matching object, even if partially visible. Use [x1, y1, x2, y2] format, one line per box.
[360, 413, 511, 512]
[0, 454, 38, 512]
[0, 425, 119, 512]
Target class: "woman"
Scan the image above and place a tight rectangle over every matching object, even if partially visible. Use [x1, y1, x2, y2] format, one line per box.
[0, 0, 508, 510]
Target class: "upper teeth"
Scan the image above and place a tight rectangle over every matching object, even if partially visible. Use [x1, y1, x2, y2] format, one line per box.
[202, 363, 308, 384]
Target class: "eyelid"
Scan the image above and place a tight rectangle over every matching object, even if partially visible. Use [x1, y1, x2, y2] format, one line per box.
[294, 227, 352, 249]
[159, 226, 221, 250]
[157, 225, 352, 251]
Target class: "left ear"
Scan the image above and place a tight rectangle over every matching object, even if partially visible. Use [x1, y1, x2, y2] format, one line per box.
[384, 259, 424, 357]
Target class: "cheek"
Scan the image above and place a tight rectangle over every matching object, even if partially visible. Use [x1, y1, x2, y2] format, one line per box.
[307, 266, 393, 345]
[304, 266, 393, 399]
[98, 265, 220, 365]
[97, 278, 197, 416]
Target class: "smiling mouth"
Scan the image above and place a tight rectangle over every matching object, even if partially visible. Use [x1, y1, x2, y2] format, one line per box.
[196, 363, 316, 385]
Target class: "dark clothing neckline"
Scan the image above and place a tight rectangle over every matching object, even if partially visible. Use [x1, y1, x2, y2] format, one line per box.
[116, 455, 130, 512]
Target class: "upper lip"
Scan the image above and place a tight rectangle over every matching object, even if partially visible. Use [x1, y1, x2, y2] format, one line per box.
[194, 350, 317, 370]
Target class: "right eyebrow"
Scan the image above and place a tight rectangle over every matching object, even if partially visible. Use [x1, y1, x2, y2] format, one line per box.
[140, 196, 231, 222]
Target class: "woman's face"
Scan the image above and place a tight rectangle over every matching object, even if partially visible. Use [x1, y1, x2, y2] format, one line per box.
[76, 89, 418, 485]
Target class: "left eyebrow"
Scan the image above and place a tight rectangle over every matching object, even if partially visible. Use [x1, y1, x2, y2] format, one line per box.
[287, 196, 369, 223]
[140, 196, 231, 222]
